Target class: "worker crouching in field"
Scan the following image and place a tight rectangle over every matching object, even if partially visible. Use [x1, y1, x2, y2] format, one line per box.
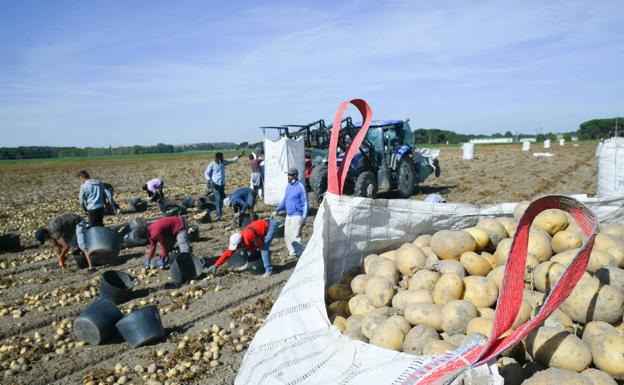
[142, 178, 165, 204]
[275, 168, 308, 258]
[145, 216, 191, 270]
[223, 187, 255, 228]
[206, 218, 278, 278]
[34, 213, 95, 272]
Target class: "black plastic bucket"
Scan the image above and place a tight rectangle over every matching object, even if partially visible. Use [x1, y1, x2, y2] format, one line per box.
[0, 232, 20, 252]
[74, 253, 89, 269]
[122, 230, 148, 248]
[227, 250, 264, 275]
[100, 270, 136, 304]
[197, 197, 215, 211]
[128, 217, 147, 231]
[181, 196, 195, 208]
[74, 297, 123, 345]
[116, 305, 165, 348]
[169, 252, 204, 284]
[188, 225, 199, 242]
[129, 197, 147, 212]
[86, 227, 121, 266]
[177, 204, 188, 215]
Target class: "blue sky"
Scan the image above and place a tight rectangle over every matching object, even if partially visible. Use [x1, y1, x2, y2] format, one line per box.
[0, 0, 623, 147]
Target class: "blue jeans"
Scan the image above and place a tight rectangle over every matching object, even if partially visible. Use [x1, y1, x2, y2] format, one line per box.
[213, 184, 225, 219]
[260, 218, 278, 273]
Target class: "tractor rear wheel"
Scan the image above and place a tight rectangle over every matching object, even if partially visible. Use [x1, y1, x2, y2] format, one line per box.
[354, 171, 378, 198]
[310, 163, 328, 204]
[397, 156, 417, 198]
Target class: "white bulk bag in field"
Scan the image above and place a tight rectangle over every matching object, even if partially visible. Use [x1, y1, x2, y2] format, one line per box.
[263, 137, 305, 206]
[597, 137, 624, 198]
[236, 100, 619, 385]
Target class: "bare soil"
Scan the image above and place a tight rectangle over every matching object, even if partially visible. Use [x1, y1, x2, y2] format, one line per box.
[0, 142, 597, 385]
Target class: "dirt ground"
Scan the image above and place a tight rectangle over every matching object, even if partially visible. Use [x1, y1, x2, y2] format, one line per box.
[0, 142, 597, 385]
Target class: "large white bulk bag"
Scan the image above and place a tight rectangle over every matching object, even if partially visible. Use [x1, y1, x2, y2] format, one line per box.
[522, 141, 530, 151]
[544, 139, 551, 148]
[263, 137, 305, 205]
[462, 143, 475, 160]
[597, 137, 624, 198]
[237, 100, 617, 385]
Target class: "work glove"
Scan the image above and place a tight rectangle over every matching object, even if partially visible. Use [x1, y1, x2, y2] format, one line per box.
[206, 264, 217, 275]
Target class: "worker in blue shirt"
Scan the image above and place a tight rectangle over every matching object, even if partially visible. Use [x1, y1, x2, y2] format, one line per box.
[77, 170, 107, 227]
[275, 167, 309, 257]
[223, 187, 255, 228]
[204, 151, 243, 221]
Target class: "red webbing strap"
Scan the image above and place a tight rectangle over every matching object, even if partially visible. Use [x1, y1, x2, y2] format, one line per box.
[475, 195, 598, 364]
[405, 195, 598, 385]
[327, 99, 373, 195]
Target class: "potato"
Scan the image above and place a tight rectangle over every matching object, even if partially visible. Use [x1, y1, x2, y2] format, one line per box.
[534, 209, 569, 236]
[343, 328, 368, 342]
[525, 326, 592, 372]
[361, 312, 389, 339]
[332, 315, 347, 332]
[594, 233, 624, 267]
[440, 300, 478, 335]
[533, 261, 565, 293]
[402, 325, 439, 355]
[341, 266, 361, 286]
[528, 228, 553, 262]
[496, 217, 517, 238]
[462, 227, 490, 250]
[446, 333, 468, 346]
[481, 251, 497, 269]
[364, 276, 396, 308]
[478, 307, 495, 319]
[348, 294, 374, 316]
[369, 318, 406, 351]
[498, 357, 525, 385]
[363, 254, 381, 273]
[531, 306, 574, 332]
[477, 218, 509, 251]
[512, 298, 532, 329]
[413, 234, 432, 248]
[345, 315, 364, 331]
[433, 274, 465, 306]
[561, 277, 624, 324]
[580, 368, 618, 385]
[421, 247, 440, 267]
[462, 276, 498, 308]
[521, 368, 592, 385]
[552, 248, 617, 273]
[422, 340, 457, 356]
[590, 333, 624, 379]
[602, 223, 624, 240]
[523, 289, 546, 307]
[430, 230, 477, 260]
[487, 266, 505, 289]
[581, 321, 618, 348]
[460, 251, 492, 276]
[594, 266, 624, 293]
[435, 259, 466, 277]
[514, 201, 530, 222]
[552, 230, 582, 254]
[395, 243, 427, 277]
[404, 303, 442, 330]
[328, 300, 351, 317]
[350, 274, 369, 295]
[391, 289, 433, 314]
[379, 250, 397, 261]
[386, 315, 411, 335]
[327, 283, 353, 301]
[408, 269, 440, 291]
[466, 317, 493, 336]
[494, 238, 512, 266]
[371, 258, 399, 284]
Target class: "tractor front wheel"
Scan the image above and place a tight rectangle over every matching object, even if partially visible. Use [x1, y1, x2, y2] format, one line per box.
[354, 171, 378, 199]
[397, 156, 417, 199]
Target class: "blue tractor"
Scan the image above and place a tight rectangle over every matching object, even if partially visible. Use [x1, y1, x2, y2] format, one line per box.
[309, 119, 441, 203]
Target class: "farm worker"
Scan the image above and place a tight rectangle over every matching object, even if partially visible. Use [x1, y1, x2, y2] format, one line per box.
[223, 187, 255, 228]
[249, 154, 264, 199]
[102, 182, 119, 215]
[145, 216, 191, 270]
[34, 213, 95, 272]
[424, 194, 446, 203]
[274, 167, 309, 258]
[206, 218, 278, 278]
[77, 170, 107, 228]
[142, 178, 165, 204]
[204, 151, 243, 221]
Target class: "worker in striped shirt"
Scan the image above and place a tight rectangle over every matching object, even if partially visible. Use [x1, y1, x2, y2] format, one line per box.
[274, 167, 308, 258]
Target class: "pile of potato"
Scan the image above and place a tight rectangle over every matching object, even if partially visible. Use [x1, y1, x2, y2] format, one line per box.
[326, 201, 624, 384]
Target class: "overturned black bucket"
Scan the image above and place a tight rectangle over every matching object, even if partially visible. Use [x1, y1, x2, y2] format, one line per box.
[74, 253, 89, 269]
[169, 252, 204, 284]
[188, 225, 199, 242]
[74, 297, 123, 345]
[227, 250, 265, 275]
[86, 227, 121, 266]
[122, 230, 148, 248]
[0, 232, 20, 252]
[129, 197, 147, 212]
[128, 217, 147, 231]
[100, 270, 136, 304]
[181, 196, 195, 208]
[116, 305, 165, 348]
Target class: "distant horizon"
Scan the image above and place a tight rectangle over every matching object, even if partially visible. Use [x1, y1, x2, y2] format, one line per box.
[1, 1, 622, 147]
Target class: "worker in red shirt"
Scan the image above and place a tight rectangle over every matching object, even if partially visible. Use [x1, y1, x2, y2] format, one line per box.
[206, 217, 278, 278]
[145, 216, 191, 270]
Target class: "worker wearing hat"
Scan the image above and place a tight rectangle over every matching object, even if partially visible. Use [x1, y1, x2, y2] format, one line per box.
[223, 187, 255, 228]
[274, 167, 309, 258]
[34, 213, 95, 272]
[207, 217, 278, 278]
